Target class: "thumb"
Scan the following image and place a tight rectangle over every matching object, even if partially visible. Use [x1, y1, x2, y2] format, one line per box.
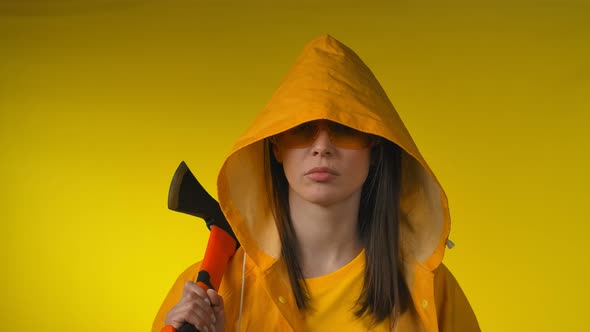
[207, 289, 224, 312]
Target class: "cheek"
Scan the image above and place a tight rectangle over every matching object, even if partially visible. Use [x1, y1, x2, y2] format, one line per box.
[280, 150, 302, 183]
[347, 151, 371, 184]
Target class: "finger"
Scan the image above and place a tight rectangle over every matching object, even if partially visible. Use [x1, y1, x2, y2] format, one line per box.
[166, 293, 214, 329]
[185, 297, 216, 322]
[184, 295, 212, 310]
[183, 307, 214, 332]
[173, 306, 212, 331]
[207, 289, 224, 311]
[207, 289, 224, 314]
[194, 298, 219, 324]
[165, 309, 185, 329]
[182, 281, 208, 299]
[167, 305, 205, 329]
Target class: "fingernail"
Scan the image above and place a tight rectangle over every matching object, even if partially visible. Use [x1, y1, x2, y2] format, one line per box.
[211, 314, 216, 323]
[204, 298, 211, 305]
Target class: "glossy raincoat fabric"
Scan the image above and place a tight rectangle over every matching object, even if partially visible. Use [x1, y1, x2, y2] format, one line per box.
[153, 34, 480, 332]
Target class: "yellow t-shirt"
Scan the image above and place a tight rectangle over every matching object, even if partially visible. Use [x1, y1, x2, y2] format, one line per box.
[303, 249, 390, 331]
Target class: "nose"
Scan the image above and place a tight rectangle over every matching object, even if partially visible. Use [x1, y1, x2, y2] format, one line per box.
[311, 128, 334, 156]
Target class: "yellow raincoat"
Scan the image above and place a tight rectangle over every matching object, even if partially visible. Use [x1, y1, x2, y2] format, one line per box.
[152, 34, 480, 332]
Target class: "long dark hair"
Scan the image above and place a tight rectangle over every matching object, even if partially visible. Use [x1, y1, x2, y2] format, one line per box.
[264, 137, 411, 324]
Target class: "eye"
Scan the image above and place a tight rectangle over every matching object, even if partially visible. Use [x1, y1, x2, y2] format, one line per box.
[329, 123, 359, 135]
[289, 122, 315, 135]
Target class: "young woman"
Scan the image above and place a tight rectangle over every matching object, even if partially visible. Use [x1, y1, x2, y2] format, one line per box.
[152, 34, 480, 332]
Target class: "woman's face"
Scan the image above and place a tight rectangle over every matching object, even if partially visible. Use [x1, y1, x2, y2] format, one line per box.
[273, 121, 372, 207]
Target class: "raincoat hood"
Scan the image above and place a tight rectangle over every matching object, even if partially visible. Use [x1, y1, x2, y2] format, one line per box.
[153, 34, 480, 332]
[217, 34, 450, 277]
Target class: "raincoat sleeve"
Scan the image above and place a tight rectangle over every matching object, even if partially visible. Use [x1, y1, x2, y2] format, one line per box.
[433, 264, 481, 332]
[151, 262, 201, 332]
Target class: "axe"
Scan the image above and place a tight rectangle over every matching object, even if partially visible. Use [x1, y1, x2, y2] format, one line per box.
[163, 161, 240, 332]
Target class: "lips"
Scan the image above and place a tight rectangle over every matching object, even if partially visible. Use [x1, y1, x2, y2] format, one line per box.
[305, 167, 339, 176]
[305, 167, 339, 181]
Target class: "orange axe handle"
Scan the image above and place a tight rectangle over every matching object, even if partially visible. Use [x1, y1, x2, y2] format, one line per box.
[162, 161, 240, 332]
[195, 226, 238, 291]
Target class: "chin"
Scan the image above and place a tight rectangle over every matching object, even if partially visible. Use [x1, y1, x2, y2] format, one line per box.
[306, 197, 337, 207]
[301, 191, 347, 207]
[290, 183, 358, 207]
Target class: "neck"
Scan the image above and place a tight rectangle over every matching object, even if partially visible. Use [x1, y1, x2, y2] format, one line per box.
[288, 189, 364, 278]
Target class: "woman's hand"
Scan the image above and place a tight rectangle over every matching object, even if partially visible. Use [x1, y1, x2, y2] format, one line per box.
[165, 281, 225, 332]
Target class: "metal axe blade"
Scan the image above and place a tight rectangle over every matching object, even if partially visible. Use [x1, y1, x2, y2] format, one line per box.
[168, 161, 239, 246]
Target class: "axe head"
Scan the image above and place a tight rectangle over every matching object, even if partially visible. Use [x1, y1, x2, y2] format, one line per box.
[168, 161, 240, 248]
[168, 161, 223, 223]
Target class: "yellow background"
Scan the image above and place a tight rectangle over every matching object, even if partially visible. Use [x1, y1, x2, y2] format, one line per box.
[1, 1, 588, 331]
